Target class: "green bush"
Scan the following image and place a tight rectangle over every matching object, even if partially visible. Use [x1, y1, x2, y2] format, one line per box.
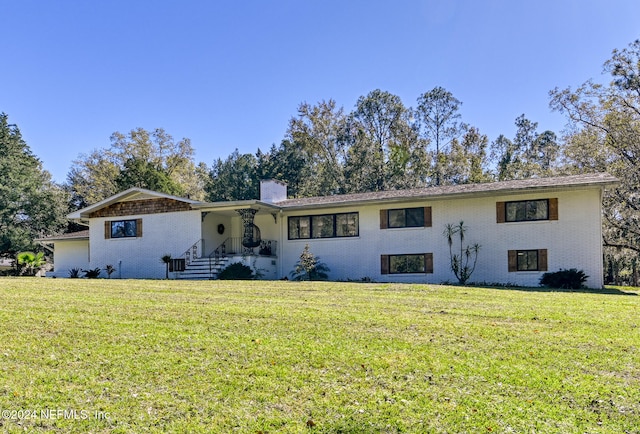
[218, 262, 254, 280]
[83, 268, 102, 279]
[290, 244, 330, 281]
[540, 268, 588, 289]
[17, 251, 45, 276]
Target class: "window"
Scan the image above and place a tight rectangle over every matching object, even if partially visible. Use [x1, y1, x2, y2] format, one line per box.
[381, 253, 433, 274]
[105, 219, 142, 239]
[517, 250, 538, 271]
[508, 249, 548, 272]
[288, 213, 359, 239]
[312, 215, 334, 238]
[288, 216, 310, 240]
[506, 199, 548, 222]
[497, 199, 558, 223]
[335, 213, 359, 237]
[380, 207, 432, 229]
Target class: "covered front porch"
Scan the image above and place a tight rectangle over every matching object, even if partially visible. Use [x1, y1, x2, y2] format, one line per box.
[172, 202, 282, 280]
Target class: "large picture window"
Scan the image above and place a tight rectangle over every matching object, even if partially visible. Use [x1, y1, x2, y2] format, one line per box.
[380, 207, 432, 229]
[288, 213, 358, 240]
[497, 199, 558, 223]
[506, 199, 548, 222]
[388, 208, 425, 228]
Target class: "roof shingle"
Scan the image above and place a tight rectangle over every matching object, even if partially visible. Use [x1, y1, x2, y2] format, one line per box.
[276, 173, 618, 209]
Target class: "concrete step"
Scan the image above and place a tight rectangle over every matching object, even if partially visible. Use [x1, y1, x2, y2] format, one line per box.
[174, 257, 230, 280]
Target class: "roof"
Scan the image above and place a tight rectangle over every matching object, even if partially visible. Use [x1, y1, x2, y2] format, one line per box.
[276, 173, 618, 209]
[67, 187, 203, 220]
[192, 200, 282, 216]
[37, 230, 90, 243]
[63, 173, 618, 219]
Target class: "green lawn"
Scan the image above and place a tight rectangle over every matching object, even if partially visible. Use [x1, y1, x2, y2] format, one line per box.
[0, 279, 638, 433]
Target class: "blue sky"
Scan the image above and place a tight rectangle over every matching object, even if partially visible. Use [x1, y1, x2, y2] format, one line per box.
[3, 0, 639, 183]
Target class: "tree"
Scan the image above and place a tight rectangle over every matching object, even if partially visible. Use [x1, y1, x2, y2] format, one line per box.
[416, 87, 464, 185]
[491, 134, 517, 181]
[256, 140, 309, 198]
[205, 150, 259, 201]
[490, 115, 559, 180]
[0, 113, 68, 256]
[286, 100, 348, 196]
[67, 127, 204, 206]
[529, 129, 560, 174]
[348, 90, 405, 191]
[290, 244, 330, 281]
[441, 126, 493, 185]
[550, 39, 640, 271]
[346, 90, 428, 192]
[115, 157, 184, 196]
[66, 148, 120, 208]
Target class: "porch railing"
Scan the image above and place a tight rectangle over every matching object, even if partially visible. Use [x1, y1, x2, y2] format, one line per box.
[210, 238, 278, 262]
[182, 239, 203, 266]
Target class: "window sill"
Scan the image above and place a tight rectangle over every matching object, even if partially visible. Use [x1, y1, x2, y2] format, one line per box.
[382, 226, 429, 231]
[501, 220, 555, 225]
[386, 272, 430, 275]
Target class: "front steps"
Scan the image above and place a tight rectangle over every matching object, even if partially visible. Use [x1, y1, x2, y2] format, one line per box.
[174, 257, 230, 280]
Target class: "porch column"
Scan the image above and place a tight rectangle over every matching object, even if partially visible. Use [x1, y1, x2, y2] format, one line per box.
[236, 208, 261, 248]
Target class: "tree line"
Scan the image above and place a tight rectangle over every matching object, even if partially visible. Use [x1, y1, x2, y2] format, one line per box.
[206, 92, 559, 201]
[2, 39, 640, 284]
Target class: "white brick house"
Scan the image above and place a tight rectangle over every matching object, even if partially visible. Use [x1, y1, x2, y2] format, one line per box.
[41, 173, 616, 288]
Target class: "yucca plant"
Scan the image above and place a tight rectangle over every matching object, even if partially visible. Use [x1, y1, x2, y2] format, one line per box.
[444, 221, 480, 285]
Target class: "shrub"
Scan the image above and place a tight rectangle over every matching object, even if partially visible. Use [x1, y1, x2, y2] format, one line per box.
[290, 244, 330, 281]
[540, 268, 588, 289]
[160, 254, 172, 279]
[17, 251, 45, 276]
[218, 262, 254, 280]
[83, 268, 102, 279]
[68, 268, 81, 278]
[105, 264, 117, 278]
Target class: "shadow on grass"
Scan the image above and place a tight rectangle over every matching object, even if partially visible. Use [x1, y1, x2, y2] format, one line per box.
[472, 284, 638, 296]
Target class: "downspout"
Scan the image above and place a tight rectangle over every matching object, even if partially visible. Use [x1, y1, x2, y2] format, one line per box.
[599, 187, 605, 289]
[278, 209, 284, 279]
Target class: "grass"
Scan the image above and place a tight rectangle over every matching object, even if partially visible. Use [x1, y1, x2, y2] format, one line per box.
[0, 279, 638, 433]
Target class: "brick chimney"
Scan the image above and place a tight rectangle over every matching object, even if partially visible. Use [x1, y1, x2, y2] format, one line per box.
[260, 179, 287, 203]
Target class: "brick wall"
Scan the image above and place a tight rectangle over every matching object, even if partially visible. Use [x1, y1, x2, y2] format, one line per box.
[279, 188, 605, 288]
